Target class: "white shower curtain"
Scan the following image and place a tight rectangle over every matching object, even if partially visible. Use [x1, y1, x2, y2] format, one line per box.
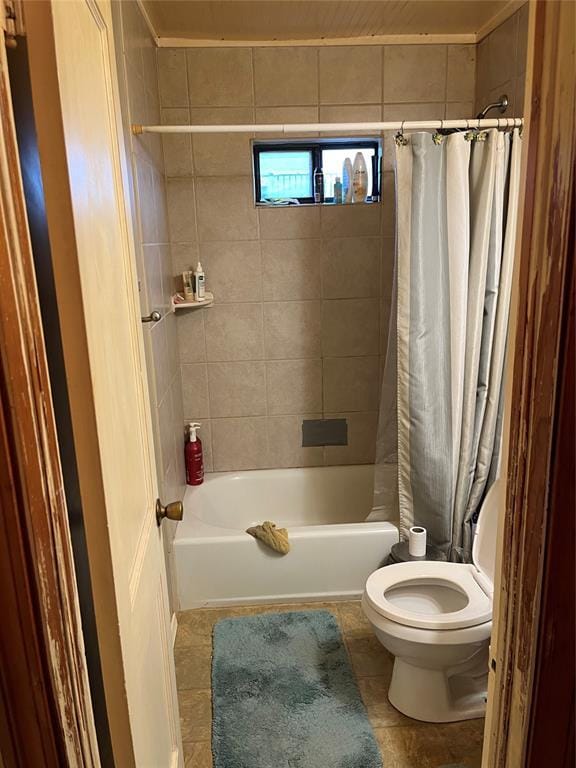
[369, 128, 522, 562]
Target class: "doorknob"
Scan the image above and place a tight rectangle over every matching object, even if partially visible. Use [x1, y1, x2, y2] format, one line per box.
[156, 498, 183, 526]
[142, 310, 161, 323]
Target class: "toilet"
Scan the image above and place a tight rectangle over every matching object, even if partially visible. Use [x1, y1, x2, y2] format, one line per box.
[362, 482, 499, 723]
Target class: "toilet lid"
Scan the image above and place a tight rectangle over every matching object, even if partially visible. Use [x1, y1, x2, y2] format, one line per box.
[364, 562, 492, 630]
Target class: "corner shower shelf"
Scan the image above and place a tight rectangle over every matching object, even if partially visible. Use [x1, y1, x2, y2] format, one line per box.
[171, 292, 214, 312]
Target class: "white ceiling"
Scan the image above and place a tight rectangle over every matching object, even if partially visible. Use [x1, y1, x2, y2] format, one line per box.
[141, 0, 523, 45]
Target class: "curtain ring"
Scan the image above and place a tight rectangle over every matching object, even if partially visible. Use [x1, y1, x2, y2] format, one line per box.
[395, 120, 408, 147]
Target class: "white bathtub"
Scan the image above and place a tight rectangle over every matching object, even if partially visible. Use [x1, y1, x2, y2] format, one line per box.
[174, 465, 398, 609]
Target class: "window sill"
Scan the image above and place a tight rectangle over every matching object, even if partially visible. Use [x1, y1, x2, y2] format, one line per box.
[255, 199, 380, 209]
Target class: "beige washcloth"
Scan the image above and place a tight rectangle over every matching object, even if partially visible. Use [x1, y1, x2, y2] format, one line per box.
[246, 521, 290, 555]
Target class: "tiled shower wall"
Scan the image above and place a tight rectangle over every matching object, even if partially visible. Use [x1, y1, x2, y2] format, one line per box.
[475, 3, 529, 118]
[159, 43, 476, 472]
[114, 1, 186, 609]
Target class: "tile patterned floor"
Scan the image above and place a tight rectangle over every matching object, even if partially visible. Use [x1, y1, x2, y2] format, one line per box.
[174, 600, 485, 768]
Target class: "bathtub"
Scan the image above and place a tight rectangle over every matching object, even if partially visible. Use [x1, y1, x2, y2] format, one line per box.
[174, 464, 398, 609]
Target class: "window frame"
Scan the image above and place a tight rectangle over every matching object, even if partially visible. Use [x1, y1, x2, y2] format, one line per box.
[252, 138, 381, 205]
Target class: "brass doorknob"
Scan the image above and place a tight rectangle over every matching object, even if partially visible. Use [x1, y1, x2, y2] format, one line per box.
[156, 498, 183, 526]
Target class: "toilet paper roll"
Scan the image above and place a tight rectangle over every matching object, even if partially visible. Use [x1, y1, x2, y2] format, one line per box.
[408, 526, 427, 558]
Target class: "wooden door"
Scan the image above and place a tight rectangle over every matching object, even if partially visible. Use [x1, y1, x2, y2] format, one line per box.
[24, 0, 182, 765]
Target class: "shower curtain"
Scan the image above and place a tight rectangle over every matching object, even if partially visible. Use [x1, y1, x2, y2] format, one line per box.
[369, 128, 522, 562]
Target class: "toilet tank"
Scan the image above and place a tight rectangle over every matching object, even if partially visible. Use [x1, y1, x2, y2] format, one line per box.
[472, 481, 501, 588]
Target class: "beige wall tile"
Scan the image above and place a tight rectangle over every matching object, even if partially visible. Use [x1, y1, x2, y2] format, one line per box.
[322, 298, 380, 357]
[162, 108, 193, 178]
[380, 172, 395, 237]
[383, 45, 447, 104]
[267, 415, 324, 468]
[195, 177, 258, 242]
[266, 359, 322, 415]
[381, 236, 395, 301]
[254, 47, 318, 106]
[176, 311, 206, 363]
[259, 206, 320, 240]
[318, 104, 382, 136]
[167, 179, 197, 243]
[164, 313, 181, 381]
[446, 45, 476, 102]
[186, 48, 253, 107]
[158, 244, 174, 309]
[190, 107, 253, 177]
[207, 361, 266, 417]
[488, 13, 518, 90]
[324, 411, 378, 465]
[445, 102, 475, 119]
[381, 103, 445, 171]
[199, 241, 262, 303]
[320, 203, 381, 237]
[204, 303, 264, 361]
[158, 49, 189, 108]
[319, 47, 383, 105]
[516, 3, 529, 76]
[157, 388, 175, 476]
[322, 236, 380, 299]
[126, 63, 147, 126]
[135, 155, 157, 244]
[211, 417, 269, 470]
[181, 363, 210, 418]
[255, 106, 319, 137]
[150, 319, 171, 401]
[323, 356, 380, 412]
[262, 239, 322, 300]
[172, 243, 200, 289]
[120, 0, 146, 75]
[515, 75, 526, 115]
[264, 301, 321, 359]
[143, 244, 163, 310]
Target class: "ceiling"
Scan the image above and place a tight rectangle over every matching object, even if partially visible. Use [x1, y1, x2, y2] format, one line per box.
[141, 0, 522, 44]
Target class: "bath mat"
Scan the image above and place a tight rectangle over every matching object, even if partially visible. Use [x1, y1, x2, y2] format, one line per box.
[212, 610, 382, 768]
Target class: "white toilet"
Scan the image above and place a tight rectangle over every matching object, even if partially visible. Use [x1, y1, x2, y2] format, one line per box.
[362, 483, 499, 723]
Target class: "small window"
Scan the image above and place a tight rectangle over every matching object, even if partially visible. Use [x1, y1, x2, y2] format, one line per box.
[253, 138, 381, 205]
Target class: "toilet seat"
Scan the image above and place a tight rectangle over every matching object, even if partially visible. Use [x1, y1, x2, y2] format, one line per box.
[365, 561, 492, 630]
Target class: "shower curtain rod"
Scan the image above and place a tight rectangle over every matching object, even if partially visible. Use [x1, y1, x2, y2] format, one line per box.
[132, 117, 523, 135]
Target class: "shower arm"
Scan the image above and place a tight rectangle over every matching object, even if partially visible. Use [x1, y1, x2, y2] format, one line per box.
[476, 94, 509, 121]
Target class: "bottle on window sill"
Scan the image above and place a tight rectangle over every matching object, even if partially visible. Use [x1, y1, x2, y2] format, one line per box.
[313, 167, 324, 203]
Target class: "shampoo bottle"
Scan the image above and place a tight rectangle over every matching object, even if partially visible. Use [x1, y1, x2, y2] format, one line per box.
[352, 152, 368, 203]
[185, 422, 204, 486]
[333, 176, 343, 204]
[313, 168, 324, 203]
[194, 262, 206, 301]
[342, 158, 353, 203]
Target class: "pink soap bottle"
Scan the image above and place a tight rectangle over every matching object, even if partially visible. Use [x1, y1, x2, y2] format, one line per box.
[185, 422, 204, 485]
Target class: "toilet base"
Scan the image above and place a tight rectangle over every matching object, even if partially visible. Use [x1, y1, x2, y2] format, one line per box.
[388, 657, 488, 723]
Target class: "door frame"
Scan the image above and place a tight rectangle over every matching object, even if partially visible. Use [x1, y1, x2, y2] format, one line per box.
[0, 1, 574, 766]
[0, 26, 99, 768]
[481, 0, 575, 765]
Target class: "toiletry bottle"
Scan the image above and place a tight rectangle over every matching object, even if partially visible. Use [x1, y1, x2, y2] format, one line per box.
[313, 168, 324, 203]
[194, 261, 206, 301]
[352, 152, 368, 203]
[182, 270, 194, 301]
[333, 176, 343, 204]
[342, 158, 353, 203]
[185, 422, 204, 485]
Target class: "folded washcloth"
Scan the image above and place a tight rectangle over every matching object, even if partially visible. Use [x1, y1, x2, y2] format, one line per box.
[246, 521, 290, 555]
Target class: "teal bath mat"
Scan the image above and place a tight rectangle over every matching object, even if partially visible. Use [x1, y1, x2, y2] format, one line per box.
[212, 610, 382, 768]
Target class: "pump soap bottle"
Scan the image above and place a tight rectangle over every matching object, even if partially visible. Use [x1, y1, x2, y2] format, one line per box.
[185, 422, 204, 485]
